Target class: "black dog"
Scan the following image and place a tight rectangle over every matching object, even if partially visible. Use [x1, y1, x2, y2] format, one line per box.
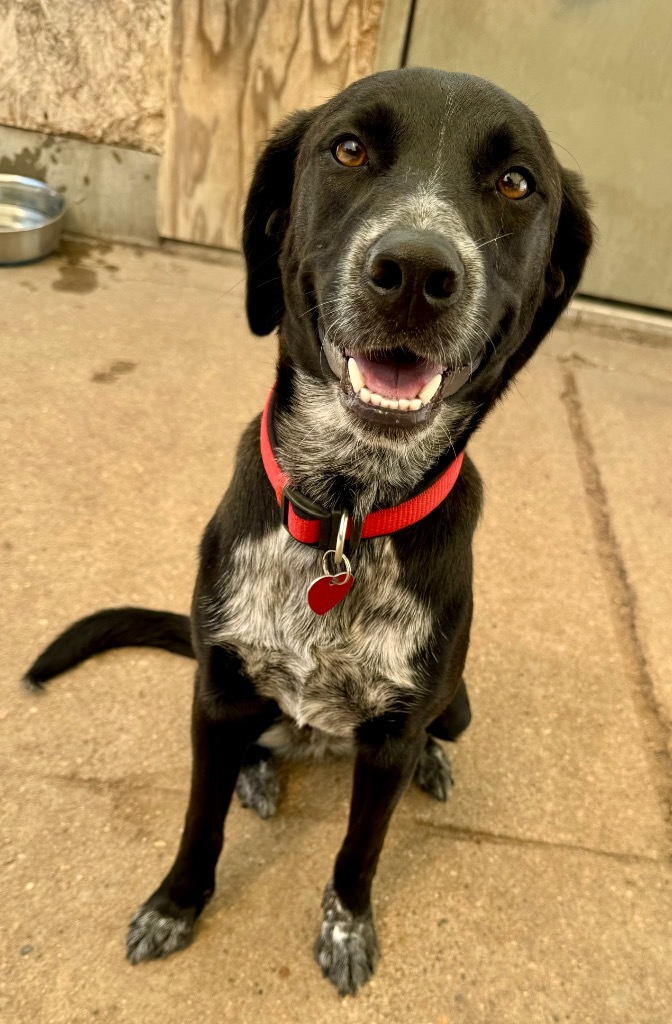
[25, 68, 592, 996]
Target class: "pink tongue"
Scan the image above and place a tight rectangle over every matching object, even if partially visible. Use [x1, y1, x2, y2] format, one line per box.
[352, 353, 443, 400]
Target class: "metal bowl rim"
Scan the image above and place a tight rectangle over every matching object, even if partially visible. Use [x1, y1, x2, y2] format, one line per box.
[0, 173, 66, 232]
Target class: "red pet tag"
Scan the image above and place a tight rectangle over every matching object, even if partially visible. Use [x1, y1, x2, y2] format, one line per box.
[307, 551, 354, 615]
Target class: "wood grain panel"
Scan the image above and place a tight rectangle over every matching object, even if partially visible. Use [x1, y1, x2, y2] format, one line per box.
[159, 0, 387, 248]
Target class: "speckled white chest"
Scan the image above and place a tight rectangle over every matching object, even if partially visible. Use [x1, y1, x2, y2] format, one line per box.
[212, 528, 433, 737]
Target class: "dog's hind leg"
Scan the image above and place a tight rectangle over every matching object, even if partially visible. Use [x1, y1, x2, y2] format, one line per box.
[235, 744, 280, 819]
[414, 678, 472, 800]
[126, 648, 279, 965]
[427, 677, 472, 742]
[413, 735, 453, 801]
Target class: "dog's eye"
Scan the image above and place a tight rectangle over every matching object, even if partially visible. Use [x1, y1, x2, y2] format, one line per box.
[496, 169, 533, 200]
[332, 138, 368, 167]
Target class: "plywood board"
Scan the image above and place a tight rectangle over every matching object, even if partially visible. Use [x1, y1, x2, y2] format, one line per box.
[159, 0, 386, 249]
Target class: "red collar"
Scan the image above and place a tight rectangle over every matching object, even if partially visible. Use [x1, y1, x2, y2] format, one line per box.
[260, 389, 463, 551]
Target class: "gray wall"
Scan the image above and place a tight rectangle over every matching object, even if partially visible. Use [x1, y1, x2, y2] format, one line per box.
[405, 0, 672, 311]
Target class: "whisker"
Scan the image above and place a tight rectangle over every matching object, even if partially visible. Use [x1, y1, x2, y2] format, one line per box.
[298, 298, 341, 320]
[475, 232, 513, 250]
[215, 247, 282, 300]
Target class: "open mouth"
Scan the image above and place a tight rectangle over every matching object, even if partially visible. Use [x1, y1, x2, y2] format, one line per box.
[320, 328, 481, 427]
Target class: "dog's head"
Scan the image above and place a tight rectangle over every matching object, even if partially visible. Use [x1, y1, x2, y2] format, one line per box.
[243, 69, 592, 498]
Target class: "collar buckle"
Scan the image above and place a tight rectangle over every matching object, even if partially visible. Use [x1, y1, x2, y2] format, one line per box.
[281, 484, 344, 551]
[281, 485, 362, 554]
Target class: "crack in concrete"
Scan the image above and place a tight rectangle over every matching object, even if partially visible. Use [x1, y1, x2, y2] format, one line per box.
[413, 819, 661, 866]
[560, 365, 672, 858]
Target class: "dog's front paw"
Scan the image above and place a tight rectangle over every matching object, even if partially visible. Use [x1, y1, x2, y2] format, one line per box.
[314, 882, 379, 996]
[126, 902, 196, 964]
[414, 737, 453, 801]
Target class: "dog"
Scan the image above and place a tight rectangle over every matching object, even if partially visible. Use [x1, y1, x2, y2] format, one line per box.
[25, 68, 592, 996]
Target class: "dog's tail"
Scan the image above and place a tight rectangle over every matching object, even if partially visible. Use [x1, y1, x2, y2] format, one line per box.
[23, 607, 194, 689]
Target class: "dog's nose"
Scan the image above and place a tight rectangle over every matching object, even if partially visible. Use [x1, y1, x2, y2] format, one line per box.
[365, 229, 464, 328]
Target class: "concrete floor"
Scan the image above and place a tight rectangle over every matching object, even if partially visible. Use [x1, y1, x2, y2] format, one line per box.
[1, 240, 671, 1024]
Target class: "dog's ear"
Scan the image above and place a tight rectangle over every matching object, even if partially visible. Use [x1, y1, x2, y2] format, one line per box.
[544, 166, 593, 316]
[242, 110, 316, 336]
[504, 167, 593, 382]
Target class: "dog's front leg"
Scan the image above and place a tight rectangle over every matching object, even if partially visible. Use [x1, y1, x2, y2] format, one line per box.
[126, 651, 278, 964]
[315, 718, 425, 995]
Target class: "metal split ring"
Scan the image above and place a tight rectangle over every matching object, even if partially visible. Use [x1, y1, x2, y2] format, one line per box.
[322, 550, 352, 584]
[334, 509, 348, 567]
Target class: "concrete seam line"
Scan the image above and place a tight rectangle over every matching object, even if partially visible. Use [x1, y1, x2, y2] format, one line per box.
[560, 363, 672, 858]
[413, 820, 660, 867]
[557, 350, 671, 386]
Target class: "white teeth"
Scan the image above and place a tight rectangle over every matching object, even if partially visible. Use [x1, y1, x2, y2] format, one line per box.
[351, 365, 446, 414]
[355, 391, 430, 412]
[347, 357, 365, 393]
[417, 373, 443, 405]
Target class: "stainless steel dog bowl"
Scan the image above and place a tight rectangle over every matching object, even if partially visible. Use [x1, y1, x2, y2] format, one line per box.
[0, 174, 66, 264]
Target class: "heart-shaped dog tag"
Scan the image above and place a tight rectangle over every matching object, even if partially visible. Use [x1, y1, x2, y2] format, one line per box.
[307, 550, 355, 615]
[307, 571, 354, 615]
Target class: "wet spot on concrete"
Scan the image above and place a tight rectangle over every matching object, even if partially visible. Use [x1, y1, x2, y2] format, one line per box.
[52, 265, 97, 293]
[60, 238, 112, 265]
[92, 360, 136, 384]
[51, 238, 120, 291]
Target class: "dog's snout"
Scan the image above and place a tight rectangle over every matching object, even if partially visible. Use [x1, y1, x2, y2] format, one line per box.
[365, 229, 464, 327]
